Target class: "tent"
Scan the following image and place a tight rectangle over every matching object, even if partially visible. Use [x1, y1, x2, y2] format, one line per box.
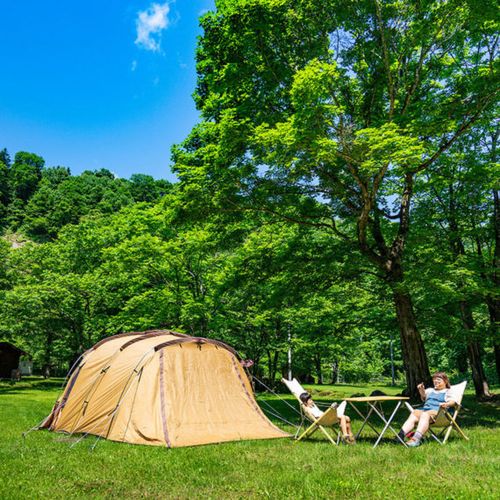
[41, 330, 288, 447]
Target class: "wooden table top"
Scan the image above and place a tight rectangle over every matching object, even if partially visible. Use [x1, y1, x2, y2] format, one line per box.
[343, 396, 409, 402]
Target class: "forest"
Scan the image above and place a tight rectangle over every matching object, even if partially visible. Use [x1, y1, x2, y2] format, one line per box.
[0, 0, 498, 400]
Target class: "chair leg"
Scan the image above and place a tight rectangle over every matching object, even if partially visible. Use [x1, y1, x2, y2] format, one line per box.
[318, 425, 338, 445]
[441, 412, 469, 443]
[296, 421, 340, 445]
[296, 422, 319, 442]
[448, 420, 469, 442]
[294, 414, 306, 440]
[441, 425, 454, 444]
[428, 430, 443, 444]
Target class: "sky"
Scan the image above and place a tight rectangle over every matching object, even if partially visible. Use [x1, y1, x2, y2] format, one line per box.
[0, 1, 215, 181]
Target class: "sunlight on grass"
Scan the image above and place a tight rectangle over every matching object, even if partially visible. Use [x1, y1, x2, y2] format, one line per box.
[0, 379, 498, 499]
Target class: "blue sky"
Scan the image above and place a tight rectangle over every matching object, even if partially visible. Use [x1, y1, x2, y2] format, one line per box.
[0, 1, 215, 181]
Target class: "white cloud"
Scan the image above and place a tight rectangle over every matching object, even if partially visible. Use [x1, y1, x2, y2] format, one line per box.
[131, 60, 137, 71]
[135, 2, 171, 52]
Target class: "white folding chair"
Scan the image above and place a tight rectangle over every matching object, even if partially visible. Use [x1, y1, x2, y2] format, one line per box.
[282, 378, 347, 445]
[405, 381, 469, 444]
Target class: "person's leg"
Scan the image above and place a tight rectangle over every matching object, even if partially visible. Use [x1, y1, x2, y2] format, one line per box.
[346, 416, 355, 442]
[339, 416, 355, 443]
[415, 411, 434, 436]
[339, 416, 348, 436]
[345, 416, 352, 435]
[398, 410, 421, 441]
[408, 411, 435, 446]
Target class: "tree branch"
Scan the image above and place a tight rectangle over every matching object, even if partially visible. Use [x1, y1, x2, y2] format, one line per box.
[413, 91, 499, 174]
[374, 0, 395, 119]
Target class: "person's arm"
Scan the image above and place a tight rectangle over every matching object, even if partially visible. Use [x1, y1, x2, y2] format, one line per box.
[440, 390, 456, 409]
[440, 399, 456, 409]
[417, 383, 426, 402]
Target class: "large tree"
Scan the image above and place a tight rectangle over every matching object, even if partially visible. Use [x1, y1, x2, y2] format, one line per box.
[410, 125, 496, 397]
[175, 0, 499, 396]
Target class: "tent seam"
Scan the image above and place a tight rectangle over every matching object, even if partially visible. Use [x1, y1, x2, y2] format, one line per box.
[229, 355, 288, 435]
[159, 350, 172, 448]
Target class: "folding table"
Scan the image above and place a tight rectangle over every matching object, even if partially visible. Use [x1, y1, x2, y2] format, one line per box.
[343, 396, 409, 448]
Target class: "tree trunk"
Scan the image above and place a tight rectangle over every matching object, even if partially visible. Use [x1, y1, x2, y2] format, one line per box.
[490, 136, 499, 383]
[331, 360, 339, 384]
[456, 344, 468, 376]
[460, 301, 492, 399]
[356, 172, 430, 399]
[43, 329, 54, 378]
[392, 289, 431, 399]
[486, 294, 500, 383]
[466, 341, 492, 400]
[314, 351, 323, 385]
[267, 349, 279, 384]
[494, 344, 500, 384]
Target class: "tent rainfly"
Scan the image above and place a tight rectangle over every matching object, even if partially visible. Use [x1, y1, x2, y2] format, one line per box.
[40, 330, 288, 448]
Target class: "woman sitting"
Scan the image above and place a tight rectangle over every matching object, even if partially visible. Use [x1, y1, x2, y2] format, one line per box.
[299, 392, 355, 444]
[398, 371, 456, 447]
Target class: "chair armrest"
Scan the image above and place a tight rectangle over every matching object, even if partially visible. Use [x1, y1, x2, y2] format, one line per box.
[316, 406, 341, 426]
[337, 400, 347, 417]
[405, 402, 422, 412]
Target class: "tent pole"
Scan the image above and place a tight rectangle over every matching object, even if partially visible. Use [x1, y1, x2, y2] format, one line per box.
[287, 325, 292, 381]
[120, 368, 144, 443]
[103, 350, 155, 441]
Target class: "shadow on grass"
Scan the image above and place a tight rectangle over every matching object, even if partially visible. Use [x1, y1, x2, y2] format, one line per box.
[0, 377, 64, 395]
[458, 394, 500, 429]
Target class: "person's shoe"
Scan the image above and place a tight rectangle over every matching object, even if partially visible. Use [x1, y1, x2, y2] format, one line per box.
[406, 438, 421, 447]
[343, 434, 355, 445]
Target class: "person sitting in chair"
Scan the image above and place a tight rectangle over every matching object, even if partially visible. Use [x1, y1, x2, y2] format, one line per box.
[299, 392, 355, 444]
[398, 371, 456, 447]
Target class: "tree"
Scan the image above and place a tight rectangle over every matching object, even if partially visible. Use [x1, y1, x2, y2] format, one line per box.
[22, 169, 134, 240]
[128, 174, 172, 203]
[410, 127, 495, 397]
[9, 152, 44, 202]
[0, 148, 10, 167]
[0, 155, 10, 226]
[175, 0, 499, 397]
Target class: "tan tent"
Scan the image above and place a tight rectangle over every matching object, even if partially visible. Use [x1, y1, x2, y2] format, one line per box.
[41, 330, 288, 448]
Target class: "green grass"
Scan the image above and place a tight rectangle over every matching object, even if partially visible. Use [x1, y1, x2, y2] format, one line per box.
[0, 378, 498, 499]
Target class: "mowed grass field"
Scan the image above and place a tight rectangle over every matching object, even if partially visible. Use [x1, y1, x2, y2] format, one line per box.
[0, 378, 498, 499]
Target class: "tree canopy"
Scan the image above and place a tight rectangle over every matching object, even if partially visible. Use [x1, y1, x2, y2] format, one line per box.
[0, 0, 498, 397]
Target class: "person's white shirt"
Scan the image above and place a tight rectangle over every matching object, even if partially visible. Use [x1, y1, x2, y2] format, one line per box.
[306, 402, 340, 419]
[308, 403, 323, 419]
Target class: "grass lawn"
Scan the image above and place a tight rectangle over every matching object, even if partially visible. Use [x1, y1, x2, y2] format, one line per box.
[0, 378, 498, 499]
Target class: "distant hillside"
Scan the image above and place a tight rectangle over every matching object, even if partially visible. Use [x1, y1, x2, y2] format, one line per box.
[0, 148, 172, 241]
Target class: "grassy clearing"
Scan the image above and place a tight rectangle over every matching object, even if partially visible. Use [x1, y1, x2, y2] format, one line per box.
[0, 378, 498, 499]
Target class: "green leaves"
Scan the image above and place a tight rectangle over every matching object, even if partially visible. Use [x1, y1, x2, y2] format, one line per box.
[354, 124, 424, 176]
[290, 58, 343, 132]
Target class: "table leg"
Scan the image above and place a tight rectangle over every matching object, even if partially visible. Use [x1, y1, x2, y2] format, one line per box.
[371, 401, 407, 448]
[349, 402, 384, 439]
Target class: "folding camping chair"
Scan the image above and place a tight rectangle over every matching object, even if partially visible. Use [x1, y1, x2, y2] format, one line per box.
[282, 378, 347, 445]
[405, 381, 469, 444]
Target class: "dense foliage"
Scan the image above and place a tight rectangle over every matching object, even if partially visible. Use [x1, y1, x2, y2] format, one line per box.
[0, 0, 498, 397]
